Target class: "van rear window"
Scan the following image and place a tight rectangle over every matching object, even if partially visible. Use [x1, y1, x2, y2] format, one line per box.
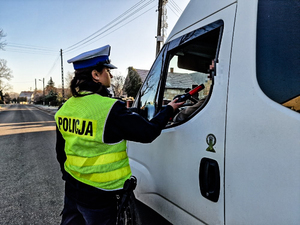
[256, 0, 300, 113]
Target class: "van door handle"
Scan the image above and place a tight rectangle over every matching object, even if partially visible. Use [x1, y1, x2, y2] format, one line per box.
[199, 158, 220, 202]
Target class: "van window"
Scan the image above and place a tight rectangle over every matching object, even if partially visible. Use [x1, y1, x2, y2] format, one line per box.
[135, 20, 223, 122]
[163, 24, 223, 125]
[257, 0, 300, 113]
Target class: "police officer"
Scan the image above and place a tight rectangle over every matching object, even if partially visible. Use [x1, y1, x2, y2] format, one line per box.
[55, 45, 183, 225]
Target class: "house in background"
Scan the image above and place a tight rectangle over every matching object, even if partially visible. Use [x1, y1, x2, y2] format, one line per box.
[19, 91, 34, 104]
[126, 68, 210, 103]
[135, 69, 149, 83]
[123, 68, 149, 98]
[164, 69, 210, 101]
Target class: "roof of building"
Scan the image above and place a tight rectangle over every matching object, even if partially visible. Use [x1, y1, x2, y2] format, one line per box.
[135, 69, 149, 82]
[19, 91, 34, 98]
[131, 69, 207, 90]
[165, 72, 196, 89]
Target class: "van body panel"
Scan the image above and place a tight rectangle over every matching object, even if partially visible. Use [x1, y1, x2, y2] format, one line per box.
[129, 160, 206, 225]
[128, 3, 237, 224]
[128, 0, 300, 224]
[167, 0, 236, 43]
[225, 1, 300, 224]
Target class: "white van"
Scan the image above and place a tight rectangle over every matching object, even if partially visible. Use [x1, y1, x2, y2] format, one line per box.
[127, 0, 300, 224]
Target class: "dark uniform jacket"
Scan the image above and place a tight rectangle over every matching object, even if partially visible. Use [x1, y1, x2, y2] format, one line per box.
[55, 87, 174, 208]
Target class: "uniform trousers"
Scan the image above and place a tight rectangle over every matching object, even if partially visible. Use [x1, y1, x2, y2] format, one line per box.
[60, 195, 117, 225]
[60, 174, 120, 225]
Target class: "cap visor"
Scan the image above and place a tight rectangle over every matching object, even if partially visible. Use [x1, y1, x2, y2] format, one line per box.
[103, 63, 117, 69]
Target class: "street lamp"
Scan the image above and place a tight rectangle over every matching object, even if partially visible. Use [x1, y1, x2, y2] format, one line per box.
[39, 78, 45, 105]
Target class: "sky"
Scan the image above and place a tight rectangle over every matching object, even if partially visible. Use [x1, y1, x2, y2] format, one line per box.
[0, 0, 190, 94]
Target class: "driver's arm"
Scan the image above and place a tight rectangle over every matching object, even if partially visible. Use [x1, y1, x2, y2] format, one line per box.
[173, 96, 206, 122]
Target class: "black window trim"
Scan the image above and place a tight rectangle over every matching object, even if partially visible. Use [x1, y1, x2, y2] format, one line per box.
[157, 20, 224, 126]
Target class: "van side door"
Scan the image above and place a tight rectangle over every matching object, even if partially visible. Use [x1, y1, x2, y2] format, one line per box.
[128, 4, 236, 224]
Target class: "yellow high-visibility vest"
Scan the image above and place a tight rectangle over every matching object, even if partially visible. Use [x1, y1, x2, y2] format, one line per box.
[55, 93, 131, 190]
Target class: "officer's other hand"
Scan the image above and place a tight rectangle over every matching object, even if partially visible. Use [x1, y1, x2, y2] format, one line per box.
[168, 98, 185, 111]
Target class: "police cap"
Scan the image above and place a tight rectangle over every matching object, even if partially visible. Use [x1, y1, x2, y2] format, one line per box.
[67, 45, 117, 70]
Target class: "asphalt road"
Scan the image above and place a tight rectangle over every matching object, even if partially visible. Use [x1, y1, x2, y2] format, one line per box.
[0, 104, 171, 225]
[0, 104, 63, 224]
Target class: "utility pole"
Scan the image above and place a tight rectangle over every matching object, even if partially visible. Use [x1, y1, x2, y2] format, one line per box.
[43, 78, 45, 105]
[38, 78, 45, 105]
[156, 0, 163, 56]
[156, 0, 168, 56]
[60, 49, 65, 101]
[161, 0, 168, 43]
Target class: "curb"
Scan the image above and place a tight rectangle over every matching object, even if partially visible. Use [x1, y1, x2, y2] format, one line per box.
[31, 104, 58, 116]
[0, 104, 12, 113]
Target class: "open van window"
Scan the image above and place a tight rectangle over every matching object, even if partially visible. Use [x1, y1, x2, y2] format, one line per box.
[134, 20, 223, 123]
[163, 30, 222, 125]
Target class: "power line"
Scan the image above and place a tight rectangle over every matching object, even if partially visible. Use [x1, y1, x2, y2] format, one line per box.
[7, 43, 56, 51]
[64, 0, 149, 52]
[169, 0, 183, 13]
[5, 43, 57, 55]
[46, 54, 60, 77]
[167, 5, 180, 17]
[167, 0, 182, 17]
[63, 0, 156, 54]
[66, 5, 157, 53]
[4, 48, 57, 55]
[4, 43, 56, 55]
[169, 7, 179, 17]
[64, 0, 155, 53]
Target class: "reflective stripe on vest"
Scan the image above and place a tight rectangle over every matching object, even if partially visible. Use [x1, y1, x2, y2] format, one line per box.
[55, 94, 132, 190]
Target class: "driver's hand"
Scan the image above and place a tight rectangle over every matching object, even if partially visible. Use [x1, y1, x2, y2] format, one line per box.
[168, 98, 185, 112]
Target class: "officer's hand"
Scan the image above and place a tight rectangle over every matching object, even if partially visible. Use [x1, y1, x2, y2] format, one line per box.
[168, 98, 185, 112]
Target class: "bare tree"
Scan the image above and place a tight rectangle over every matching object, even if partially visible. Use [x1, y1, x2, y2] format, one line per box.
[0, 59, 13, 92]
[0, 29, 11, 92]
[111, 73, 125, 97]
[65, 71, 74, 89]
